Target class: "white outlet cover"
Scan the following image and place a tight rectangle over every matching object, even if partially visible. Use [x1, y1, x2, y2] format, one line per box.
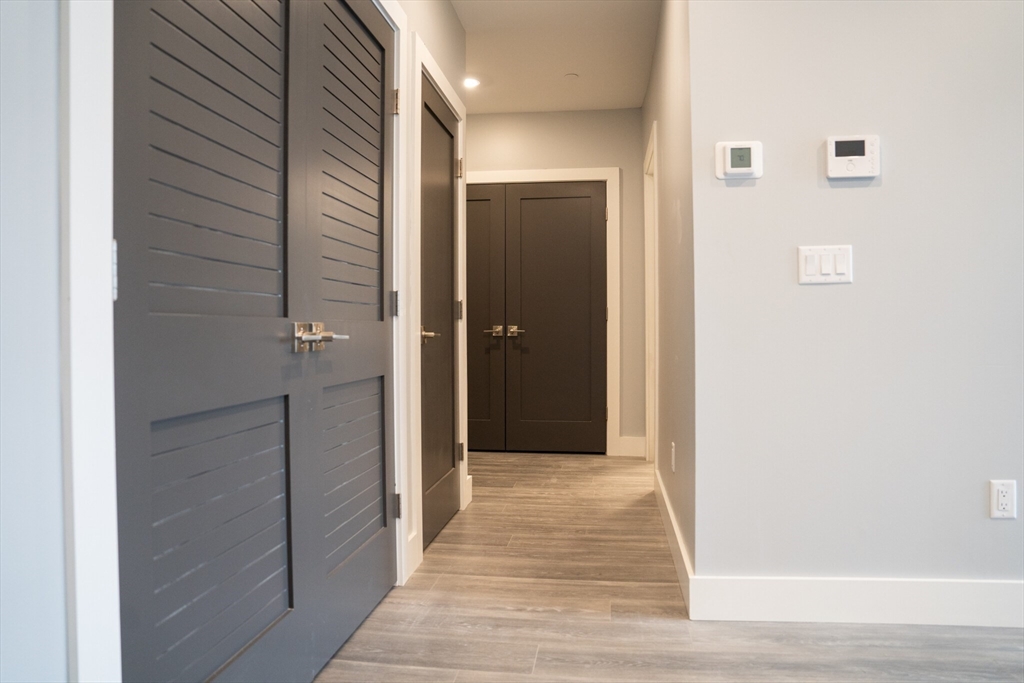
[990, 480, 1018, 519]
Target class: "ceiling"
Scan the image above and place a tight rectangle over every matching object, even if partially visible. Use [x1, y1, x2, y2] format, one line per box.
[451, 0, 662, 115]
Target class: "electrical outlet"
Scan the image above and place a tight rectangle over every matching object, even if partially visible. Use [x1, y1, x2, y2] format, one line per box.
[671, 442, 676, 473]
[990, 480, 1017, 519]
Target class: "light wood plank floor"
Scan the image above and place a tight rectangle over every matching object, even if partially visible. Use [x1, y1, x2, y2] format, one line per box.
[316, 453, 1024, 682]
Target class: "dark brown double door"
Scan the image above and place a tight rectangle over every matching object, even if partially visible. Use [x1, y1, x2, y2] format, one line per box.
[113, 1, 396, 681]
[468, 182, 607, 454]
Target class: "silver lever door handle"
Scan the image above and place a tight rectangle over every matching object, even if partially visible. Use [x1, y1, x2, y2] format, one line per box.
[293, 322, 348, 352]
[421, 326, 440, 344]
[484, 325, 503, 337]
[301, 332, 348, 342]
[507, 325, 525, 337]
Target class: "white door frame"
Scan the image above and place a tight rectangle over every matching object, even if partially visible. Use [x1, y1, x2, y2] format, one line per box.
[465, 168, 642, 458]
[643, 124, 660, 465]
[60, 1, 121, 679]
[392, 31, 470, 584]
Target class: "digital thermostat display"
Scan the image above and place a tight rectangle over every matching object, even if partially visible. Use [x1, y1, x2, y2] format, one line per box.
[834, 140, 865, 157]
[730, 147, 752, 168]
[715, 141, 763, 179]
[827, 135, 879, 178]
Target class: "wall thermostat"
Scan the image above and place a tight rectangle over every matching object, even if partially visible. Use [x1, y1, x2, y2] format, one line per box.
[715, 141, 763, 180]
[827, 135, 880, 178]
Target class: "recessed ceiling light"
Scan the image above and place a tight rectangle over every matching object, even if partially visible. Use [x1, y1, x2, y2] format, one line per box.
[464, 77, 480, 89]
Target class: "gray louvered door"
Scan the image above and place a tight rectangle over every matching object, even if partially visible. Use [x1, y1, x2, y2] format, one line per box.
[113, 2, 394, 681]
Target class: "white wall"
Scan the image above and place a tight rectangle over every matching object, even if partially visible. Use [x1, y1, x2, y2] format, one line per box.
[689, 0, 1023, 582]
[641, 1, 696, 562]
[0, 1, 69, 680]
[398, 0, 466, 97]
[466, 109, 647, 437]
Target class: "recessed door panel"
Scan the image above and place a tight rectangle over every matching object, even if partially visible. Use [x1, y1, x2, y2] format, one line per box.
[517, 196, 594, 423]
[149, 399, 290, 683]
[317, 0, 385, 323]
[320, 379, 386, 576]
[144, 0, 285, 319]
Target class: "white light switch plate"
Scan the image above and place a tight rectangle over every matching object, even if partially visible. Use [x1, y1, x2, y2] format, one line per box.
[799, 245, 853, 284]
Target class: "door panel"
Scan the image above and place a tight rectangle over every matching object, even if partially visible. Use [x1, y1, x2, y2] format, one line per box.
[320, 379, 385, 575]
[114, 1, 395, 680]
[466, 184, 506, 451]
[144, 0, 285, 319]
[505, 182, 607, 453]
[148, 398, 290, 682]
[420, 74, 460, 548]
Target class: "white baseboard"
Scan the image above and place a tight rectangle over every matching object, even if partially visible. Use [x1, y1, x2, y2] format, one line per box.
[460, 474, 473, 510]
[654, 468, 693, 610]
[608, 435, 645, 458]
[691, 575, 1024, 628]
[654, 471, 1024, 628]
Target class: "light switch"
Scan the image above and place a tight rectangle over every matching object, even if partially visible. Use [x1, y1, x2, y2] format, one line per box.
[799, 246, 852, 284]
[835, 252, 848, 275]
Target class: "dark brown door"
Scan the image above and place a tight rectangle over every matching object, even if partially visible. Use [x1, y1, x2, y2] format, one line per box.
[420, 74, 460, 547]
[467, 182, 607, 454]
[113, 2, 396, 681]
[466, 184, 506, 450]
[506, 181, 607, 453]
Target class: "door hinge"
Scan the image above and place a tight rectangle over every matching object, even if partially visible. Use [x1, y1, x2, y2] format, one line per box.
[456, 299, 463, 320]
[389, 290, 399, 317]
[394, 493, 402, 518]
[605, 206, 609, 221]
[457, 158, 464, 178]
[458, 442, 465, 462]
[111, 238, 118, 302]
[606, 406, 609, 421]
[606, 306, 609, 322]
[393, 88, 400, 114]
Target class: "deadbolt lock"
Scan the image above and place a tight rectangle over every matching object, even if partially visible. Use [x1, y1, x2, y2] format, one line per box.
[293, 322, 348, 353]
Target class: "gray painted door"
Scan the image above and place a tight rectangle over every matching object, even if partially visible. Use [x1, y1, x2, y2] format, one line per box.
[420, 74, 460, 548]
[113, 2, 395, 681]
[466, 184, 506, 450]
[486, 182, 607, 454]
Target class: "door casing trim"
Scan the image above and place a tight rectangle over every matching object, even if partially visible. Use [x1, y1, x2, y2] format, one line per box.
[60, 0, 122, 679]
[644, 123, 660, 465]
[467, 168, 642, 458]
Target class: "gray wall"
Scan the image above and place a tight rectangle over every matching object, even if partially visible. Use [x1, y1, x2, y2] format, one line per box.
[641, 0, 696, 561]
[398, 0, 466, 99]
[688, 0, 1024, 577]
[466, 109, 647, 437]
[0, 1, 69, 680]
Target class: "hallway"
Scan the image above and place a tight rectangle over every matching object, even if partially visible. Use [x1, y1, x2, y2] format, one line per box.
[314, 455, 1023, 682]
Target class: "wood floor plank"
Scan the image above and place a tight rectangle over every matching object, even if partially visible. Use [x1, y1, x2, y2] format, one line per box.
[315, 452, 1024, 683]
[317, 660, 457, 683]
